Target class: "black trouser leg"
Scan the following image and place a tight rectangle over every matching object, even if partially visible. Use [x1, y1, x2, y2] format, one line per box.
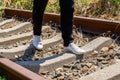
[32, 0, 48, 35]
[33, 0, 74, 46]
[60, 0, 74, 46]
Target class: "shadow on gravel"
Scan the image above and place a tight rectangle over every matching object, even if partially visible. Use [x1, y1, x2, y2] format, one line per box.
[16, 43, 84, 73]
[19, 43, 37, 61]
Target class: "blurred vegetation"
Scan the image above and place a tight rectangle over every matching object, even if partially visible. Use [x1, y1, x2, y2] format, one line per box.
[0, 71, 7, 80]
[0, 0, 33, 10]
[0, 0, 120, 20]
[0, 75, 7, 80]
[46, 0, 60, 13]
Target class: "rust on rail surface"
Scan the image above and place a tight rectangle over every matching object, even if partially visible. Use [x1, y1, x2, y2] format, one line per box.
[0, 58, 46, 80]
[4, 8, 120, 35]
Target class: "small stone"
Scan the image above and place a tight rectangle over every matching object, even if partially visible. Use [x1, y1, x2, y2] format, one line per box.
[53, 72, 62, 78]
[76, 65, 81, 70]
[47, 52, 52, 54]
[109, 45, 114, 50]
[34, 55, 41, 60]
[91, 65, 98, 71]
[64, 73, 72, 76]
[86, 63, 93, 68]
[101, 54, 108, 58]
[82, 66, 89, 73]
[35, 57, 41, 60]
[57, 49, 62, 53]
[8, 45, 12, 49]
[56, 68, 64, 72]
[101, 61, 108, 64]
[13, 44, 18, 47]
[114, 56, 119, 59]
[22, 42, 26, 45]
[41, 71, 49, 75]
[59, 44, 63, 47]
[115, 59, 120, 62]
[48, 47, 51, 51]
[92, 60, 97, 65]
[57, 76, 64, 80]
[97, 57, 105, 62]
[72, 72, 78, 76]
[52, 50, 57, 54]
[92, 50, 98, 55]
[81, 63, 86, 67]
[63, 64, 72, 68]
[16, 42, 19, 45]
[14, 55, 18, 58]
[101, 47, 109, 52]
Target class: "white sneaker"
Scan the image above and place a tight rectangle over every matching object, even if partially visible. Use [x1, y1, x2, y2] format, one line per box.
[33, 35, 43, 50]
[64, 43, 85, 55]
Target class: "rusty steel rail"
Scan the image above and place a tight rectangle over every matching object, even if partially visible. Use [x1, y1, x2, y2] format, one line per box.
[4, 8, 120, 35]
[0, 58, 46, 80]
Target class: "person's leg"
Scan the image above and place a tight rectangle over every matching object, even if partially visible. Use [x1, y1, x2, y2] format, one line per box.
[60, 0, 74, 46]
[32, 0, 48, 35]
[32, 0, 48, 50]
[60, 0, 85, 54]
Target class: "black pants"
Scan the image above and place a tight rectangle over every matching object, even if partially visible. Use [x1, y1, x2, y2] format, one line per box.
[32, 0, 74, 46]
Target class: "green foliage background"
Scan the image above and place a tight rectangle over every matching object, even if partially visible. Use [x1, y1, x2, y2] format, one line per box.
[0, 0, 120, 18]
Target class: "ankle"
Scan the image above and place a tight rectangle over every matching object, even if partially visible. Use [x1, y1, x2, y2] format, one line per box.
[64, 42, 73, 47]
[33, 35, 43, 50]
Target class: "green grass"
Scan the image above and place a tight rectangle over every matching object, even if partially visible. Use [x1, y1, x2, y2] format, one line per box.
[46, 0, 60, 13]
[0, 76, 1, 80]
[0, 7, 4, 16]
[110, 0, 120, 5]
[0, 76, 7, 80]
[0, 0, 120, 18]
[0, 70, 7, 80]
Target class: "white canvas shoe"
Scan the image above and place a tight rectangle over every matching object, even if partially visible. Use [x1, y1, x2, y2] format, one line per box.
[64, 43, 85, 55]
[33, 35, 43, 50]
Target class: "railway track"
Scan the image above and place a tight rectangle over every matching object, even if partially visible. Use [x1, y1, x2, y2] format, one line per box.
[4, 8, 120, 35]
[0, 8, 120, 80]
